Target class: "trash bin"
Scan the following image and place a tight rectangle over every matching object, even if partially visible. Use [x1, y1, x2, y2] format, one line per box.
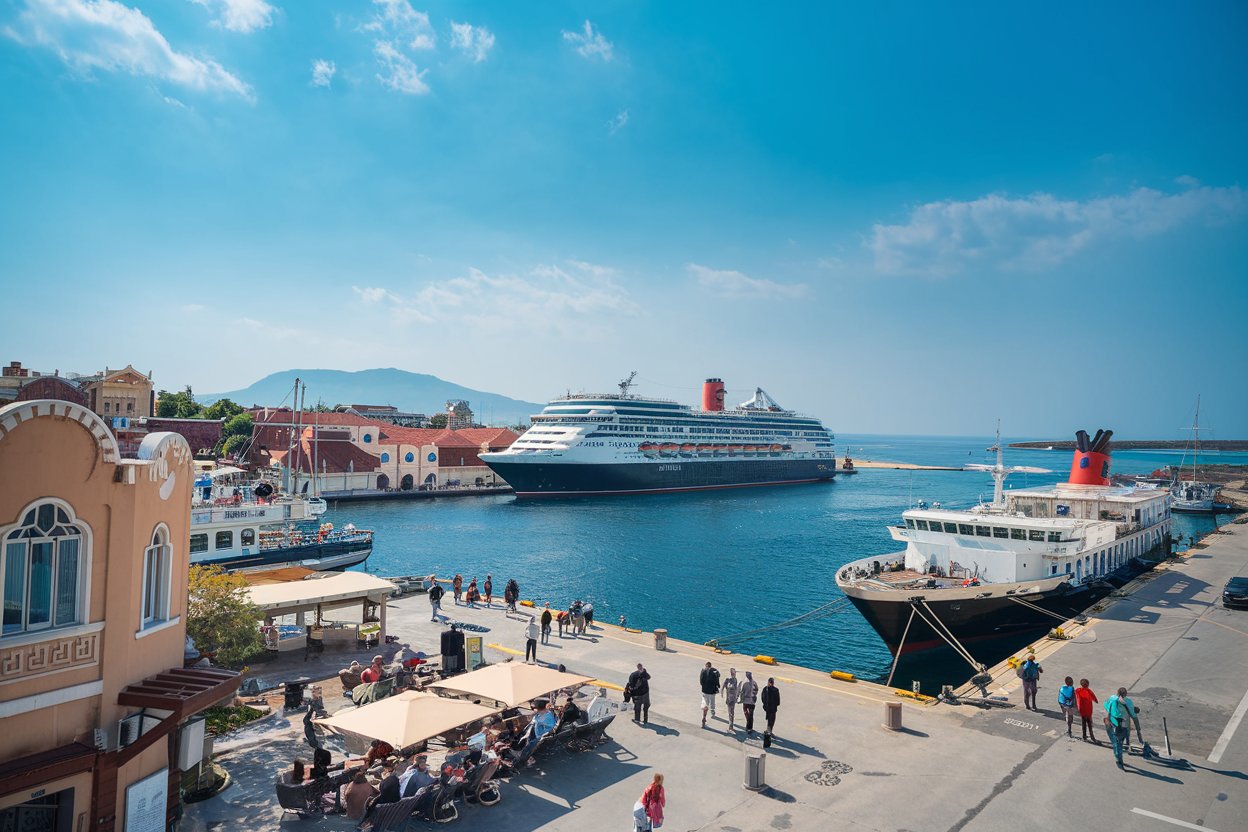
[884, 701, 903, 731]
[284, 677, 311, 710]
[743, 743, 766, 791]
[654, 629, 668, 651]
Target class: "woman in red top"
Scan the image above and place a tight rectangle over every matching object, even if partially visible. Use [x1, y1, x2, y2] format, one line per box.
[641, 772, 665, 829]
[1074, 678, 1100, 744]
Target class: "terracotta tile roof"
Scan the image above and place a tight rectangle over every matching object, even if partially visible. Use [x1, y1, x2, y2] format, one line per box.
[431, 429, 480, 448]
[377, 426, 442, 446]
[281, 435, 380, 474]
[457, 427, 520, 449]
[250, 409, 384, 428]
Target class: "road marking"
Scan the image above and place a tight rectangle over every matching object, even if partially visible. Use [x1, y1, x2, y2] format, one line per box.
[486, 642, 523, 656]
[1003, 718, 1039, 730]
[1131, 808, 1220, 832]
[1208, 684, 1248, 764]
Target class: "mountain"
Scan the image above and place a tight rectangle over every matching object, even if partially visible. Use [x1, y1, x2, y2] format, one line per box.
[200, 368, 545, 426]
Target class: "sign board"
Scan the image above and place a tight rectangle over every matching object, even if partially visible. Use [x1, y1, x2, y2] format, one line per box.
[124, 768, 168, 832]
[466, 635, 483, 670]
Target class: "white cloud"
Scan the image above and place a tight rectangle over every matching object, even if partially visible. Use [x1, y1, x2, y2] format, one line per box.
[687, 264, 809, 300]
[7, 0, 253, 100]
[374, 41, 428, 95]
[368, 0, 434, 49]
[562, 20, 613, 61]
[607, 108, 629, 134]
[190, 0, 274, 34]
[1174, 174, 1200, 188]
[450, 21, 494, 63]
[310, 58, 335, 87]
[356, 265, 637, 333]
[870, 185, 1246, 277]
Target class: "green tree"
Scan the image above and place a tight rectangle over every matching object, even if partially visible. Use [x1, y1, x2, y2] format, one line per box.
[187, 565, 264, 668]
[223, 412, 254, 440]
[221, 434, 249, 457]
[428, 413, 448, 429]
[156, 385, 204, 419]
[203, 398, 244, 420]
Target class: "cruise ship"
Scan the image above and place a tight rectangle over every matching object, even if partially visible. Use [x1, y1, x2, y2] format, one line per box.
[480, 374, 836, 497]
[836, 429, 1171, 659]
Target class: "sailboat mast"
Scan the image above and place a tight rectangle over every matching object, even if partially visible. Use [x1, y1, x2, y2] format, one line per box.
[1192, 394, 1201, 483]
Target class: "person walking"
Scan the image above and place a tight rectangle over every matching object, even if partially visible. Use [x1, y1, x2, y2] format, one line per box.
[739, 671, 759, 736]
[524, 616, 539, 664]
[1019, 654, 1043, 711]
[466, 577, 479, 608]
[427, 577, 444, 622]
[1057, 676, 1077, 737]
[699, 661, 721, 728]
[556, 608, 568, 639]
[452, 574, 463, 605]
[627, 663, 651, 724]
[1074, 678, 1100, 743]
[504, 578, 519, 613]
[1105, 686, 1133, 769]
[483, 574, 493, 607]
[761, 677, 780, 734]
[540, 603, 553, 644]
[722, 668, 740, 731]
[632, 772, 665, 831]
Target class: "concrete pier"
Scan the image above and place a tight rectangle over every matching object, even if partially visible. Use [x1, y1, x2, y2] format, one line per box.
[184, 521, 1248, 831]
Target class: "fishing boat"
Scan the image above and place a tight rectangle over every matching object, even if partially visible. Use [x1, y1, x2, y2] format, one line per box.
[480, 373, 836, 497]
[837, 428, 1171, 659]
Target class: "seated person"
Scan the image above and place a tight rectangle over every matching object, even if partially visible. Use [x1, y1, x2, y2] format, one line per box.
[399, 755, 436, 798]
[519, 701, 558, 760]
[339, 771, 377, 821]
[339, 661, 363, 691]
[360, 655, 386, 684]
[555, 695, 583, 733]
[375, 761, 401, 804]
[309, 747, 345, 779]
[288, 758, 308, 783]
[360, 739, 394, 769]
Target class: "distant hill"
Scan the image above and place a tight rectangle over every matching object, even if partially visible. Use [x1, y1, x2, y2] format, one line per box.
[200, 368, 545, 426]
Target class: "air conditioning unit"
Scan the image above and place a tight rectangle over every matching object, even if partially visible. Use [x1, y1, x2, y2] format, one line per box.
[118, 713, 144, 748]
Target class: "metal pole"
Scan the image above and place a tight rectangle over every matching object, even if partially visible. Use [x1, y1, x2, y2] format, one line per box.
[1163, 716, 1171, 757]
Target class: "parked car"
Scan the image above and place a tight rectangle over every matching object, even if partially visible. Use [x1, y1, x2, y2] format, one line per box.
[1223, 577, 1248, 609]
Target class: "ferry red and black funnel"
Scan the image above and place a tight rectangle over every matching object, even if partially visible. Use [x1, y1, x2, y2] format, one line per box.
[1068, 427, 1113, 485]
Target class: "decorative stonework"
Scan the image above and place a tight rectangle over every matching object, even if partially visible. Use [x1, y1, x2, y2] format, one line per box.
[0, 627, 101, 685]
[137, 431, 192, 499]
[0, 399, 120, 463]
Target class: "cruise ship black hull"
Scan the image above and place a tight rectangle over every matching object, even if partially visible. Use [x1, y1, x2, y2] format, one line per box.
[483, 457, 836, 497]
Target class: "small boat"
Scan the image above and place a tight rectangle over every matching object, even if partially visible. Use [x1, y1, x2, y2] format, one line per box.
[696, 444, 714, 455]
[639, 442, 660, 457]
[680, 443, 697, 455]
[770, 443, 784, 455]
[660, 443, 679, 456]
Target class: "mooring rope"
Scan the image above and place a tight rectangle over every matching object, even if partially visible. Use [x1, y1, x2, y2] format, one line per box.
[884, 604, 917, 689]
[706, 596, 852, 650]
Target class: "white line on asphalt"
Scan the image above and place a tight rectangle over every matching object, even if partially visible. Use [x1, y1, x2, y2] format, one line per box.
[1207, 684, 1248, 764]
[1131, 808, 1220, 832]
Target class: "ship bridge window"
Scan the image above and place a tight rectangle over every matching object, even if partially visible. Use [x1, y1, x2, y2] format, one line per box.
[905, 519, 916, 529]
[1047, 532, 1062, 543]
[943, 522, 958, 534]
[975, 526, 991, 537]
[958, 524, 974, 536]
[1029, 530, 1045, 542]
[913, 520, 928, 531]
[1010, 528, 1026, 540]
[993, 527, 1008, 538]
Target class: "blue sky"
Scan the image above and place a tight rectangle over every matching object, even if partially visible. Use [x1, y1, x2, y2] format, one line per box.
[1, 1, 1245, 437]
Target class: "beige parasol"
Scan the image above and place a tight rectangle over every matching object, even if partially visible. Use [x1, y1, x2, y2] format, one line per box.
[427, 662, 596, 708]
[317, 691, 500, 748]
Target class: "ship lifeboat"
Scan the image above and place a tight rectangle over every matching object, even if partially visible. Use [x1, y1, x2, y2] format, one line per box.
[639, 442, 659, 457]
[680, 443, 697, 455]
[728, 444, 744, 456]
[770, 443, 783, 455]
[660, 443, 679, 456]
[696, 444, 714, 456]
[712, 444, 727, 456]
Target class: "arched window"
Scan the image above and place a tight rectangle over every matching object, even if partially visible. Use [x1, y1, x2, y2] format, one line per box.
[427, 452, 436, 463]
[142, 526, 172, 628]
[405, 452, 415, 463]
[362, 433, 373, 444]
[3, 501, 87, 635]
[381, 453, 390, 463]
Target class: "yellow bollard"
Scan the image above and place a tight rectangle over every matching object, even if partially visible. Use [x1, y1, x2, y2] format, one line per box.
[754, 655, 777, 665]
[830, 670, 856, 682]
[519, 600, 535, 608]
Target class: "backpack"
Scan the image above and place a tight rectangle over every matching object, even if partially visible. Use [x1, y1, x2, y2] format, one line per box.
[1021, 661, 1040, 681]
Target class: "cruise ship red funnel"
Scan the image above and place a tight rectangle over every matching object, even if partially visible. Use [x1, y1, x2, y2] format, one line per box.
[1068, 428, 1113, 485]
[702, 378, 725, 412]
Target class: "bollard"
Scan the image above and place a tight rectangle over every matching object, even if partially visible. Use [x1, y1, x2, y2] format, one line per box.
[654, 628, 668, 651]
[743, 743, 767, 790]
[884, 701, 903, 730]
[830, 670, 855, 682]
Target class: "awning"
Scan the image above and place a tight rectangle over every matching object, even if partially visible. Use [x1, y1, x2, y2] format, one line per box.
[208, 466, 245, 479]
[244, 572, 396, 615]
[117, 666, 241, 718]
[317, 691, 499, 748]
[427, 663, 596, 708]
[242, 566, 317, 586]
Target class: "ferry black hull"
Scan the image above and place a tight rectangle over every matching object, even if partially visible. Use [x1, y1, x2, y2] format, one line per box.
[192, 538, 373, 572]
[483, 457, 836, 497]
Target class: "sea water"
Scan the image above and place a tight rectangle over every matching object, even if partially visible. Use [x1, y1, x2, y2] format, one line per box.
[327, 436, 1240, 688]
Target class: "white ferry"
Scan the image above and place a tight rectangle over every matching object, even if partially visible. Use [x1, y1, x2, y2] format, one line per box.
[480, 374, 836, 497]
[836, 429, 1171, 657]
